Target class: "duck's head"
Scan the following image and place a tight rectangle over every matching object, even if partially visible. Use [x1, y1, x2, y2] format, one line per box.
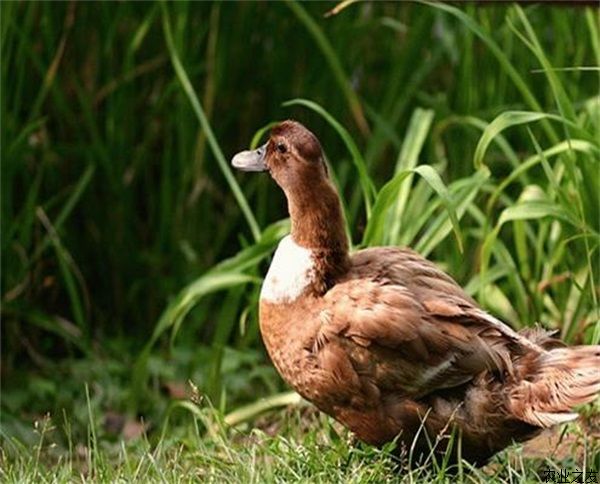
[232, 120, 328, 193]
[232, 120, 349, 276]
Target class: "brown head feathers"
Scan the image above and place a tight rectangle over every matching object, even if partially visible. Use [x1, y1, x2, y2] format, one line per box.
[270, 120, 324, 164]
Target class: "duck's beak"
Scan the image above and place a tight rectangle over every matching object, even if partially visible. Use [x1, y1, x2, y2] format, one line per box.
[231, 143, 268, 172]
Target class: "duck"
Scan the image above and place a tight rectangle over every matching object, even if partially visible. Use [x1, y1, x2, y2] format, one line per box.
[231, 120, 600, 465]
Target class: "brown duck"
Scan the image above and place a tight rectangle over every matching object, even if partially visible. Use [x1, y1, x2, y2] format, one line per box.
[232, 120, 600, 464]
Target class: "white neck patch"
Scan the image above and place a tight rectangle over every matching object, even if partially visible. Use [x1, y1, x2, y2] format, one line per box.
[261, 235, 315, 303]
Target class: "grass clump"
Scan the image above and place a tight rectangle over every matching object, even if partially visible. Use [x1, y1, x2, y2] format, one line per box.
[2, 403, 599, 483]
[1, 1, 599, 481]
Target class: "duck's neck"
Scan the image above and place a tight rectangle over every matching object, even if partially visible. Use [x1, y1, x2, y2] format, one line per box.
[285, 177, 350, 295]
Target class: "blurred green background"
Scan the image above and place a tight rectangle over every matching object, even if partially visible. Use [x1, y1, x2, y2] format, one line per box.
[2, 0, 598, 458]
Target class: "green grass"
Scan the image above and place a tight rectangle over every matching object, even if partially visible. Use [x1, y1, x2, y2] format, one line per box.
[2, 401, 599, 483]
[1, 1, 599, 481]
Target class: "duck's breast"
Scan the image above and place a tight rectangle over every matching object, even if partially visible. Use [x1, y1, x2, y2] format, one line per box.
[260, 235, 316, 304]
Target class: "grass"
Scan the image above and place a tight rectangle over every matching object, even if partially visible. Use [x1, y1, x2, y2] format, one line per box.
[1, 1, 599, 481]
[2, 402, 599, 483]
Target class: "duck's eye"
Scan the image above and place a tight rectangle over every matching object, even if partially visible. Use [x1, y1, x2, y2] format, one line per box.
[276, 143, 287, 154]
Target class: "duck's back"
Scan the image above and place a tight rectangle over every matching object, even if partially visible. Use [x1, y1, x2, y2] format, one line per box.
[348, 246, 478, 306]
[318, 247, 516, 399]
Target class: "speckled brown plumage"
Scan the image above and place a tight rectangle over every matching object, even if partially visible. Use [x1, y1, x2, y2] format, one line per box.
[232, 120, 600, 465]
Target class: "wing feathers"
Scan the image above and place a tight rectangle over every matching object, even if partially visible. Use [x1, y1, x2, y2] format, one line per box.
[314, 247, 536, 399]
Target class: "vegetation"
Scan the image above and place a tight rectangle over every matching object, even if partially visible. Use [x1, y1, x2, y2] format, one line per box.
[1, 1, 598, 481]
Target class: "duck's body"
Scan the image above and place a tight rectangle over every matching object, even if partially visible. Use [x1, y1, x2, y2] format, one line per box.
[232, 120, 600, 465]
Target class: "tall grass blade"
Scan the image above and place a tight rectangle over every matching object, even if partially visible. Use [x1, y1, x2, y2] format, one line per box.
[497, 201, 581, 231]
[214, 220, 289, 274]
[424, 1, 559, 143]
[31, 164, 95, 264]
[161, 3, 260, 241]
[285, 0, 369, 136]
[224, 391, 302, 427]
[250, 122, 279, 150]
[509, 6, 577, 123]
[434, 115, 521, 169]
[415, 168, 489, 256]
[486, 139, 599, 214]
[131, 219, 288, 407]
[363, 165, 463, 251]
[283, 98, 375, 217]
[480, 195, 592, 307]
[132, 272, 258, 408]
[587, 9, 600, 67]
[36, 208, 88, 335]
[473, 111, 587, 170]
[387, 108, 434, 245]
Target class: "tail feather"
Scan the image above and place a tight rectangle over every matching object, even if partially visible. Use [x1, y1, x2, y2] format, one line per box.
[509, 345, 600, 428]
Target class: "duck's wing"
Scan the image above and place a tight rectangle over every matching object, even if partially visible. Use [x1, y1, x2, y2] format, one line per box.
[314, 248, 541, 399]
